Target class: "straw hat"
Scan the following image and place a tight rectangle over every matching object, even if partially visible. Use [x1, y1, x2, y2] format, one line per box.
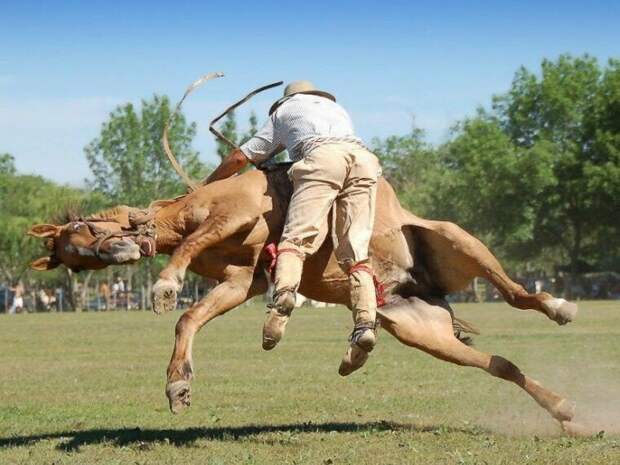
[269, 80, 336, 115]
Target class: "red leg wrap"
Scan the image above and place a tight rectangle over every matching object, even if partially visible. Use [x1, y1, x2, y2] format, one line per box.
[348, 263, 386, 307]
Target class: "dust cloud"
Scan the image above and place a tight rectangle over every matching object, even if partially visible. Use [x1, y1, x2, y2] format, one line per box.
[476, 354, 620, 437]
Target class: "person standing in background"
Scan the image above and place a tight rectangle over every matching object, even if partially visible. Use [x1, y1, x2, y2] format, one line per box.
[8, 282, 25, 314]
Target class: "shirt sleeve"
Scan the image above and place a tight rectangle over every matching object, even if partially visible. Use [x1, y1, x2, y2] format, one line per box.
[240, 116, 279, 164]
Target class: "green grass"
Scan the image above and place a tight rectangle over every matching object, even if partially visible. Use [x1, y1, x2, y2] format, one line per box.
[0, 300, 619, 464]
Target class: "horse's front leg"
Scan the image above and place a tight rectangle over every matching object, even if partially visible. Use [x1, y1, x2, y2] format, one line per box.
[166, 268, 267, 414]
[152, 213, 256, 314]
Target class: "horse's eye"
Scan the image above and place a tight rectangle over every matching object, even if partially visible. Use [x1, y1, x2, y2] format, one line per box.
[72, 223, 83, 232]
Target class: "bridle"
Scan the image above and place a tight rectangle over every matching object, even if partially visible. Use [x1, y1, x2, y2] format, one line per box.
[76, 212, 157, 260]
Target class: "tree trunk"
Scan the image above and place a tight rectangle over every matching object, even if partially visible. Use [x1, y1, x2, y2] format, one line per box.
[80, 271, 94, 311]
[64, 268, 78, 312]
[565, 220, 582, 300]
[145, 259, 153, 310]
[125, 266, 134, 310]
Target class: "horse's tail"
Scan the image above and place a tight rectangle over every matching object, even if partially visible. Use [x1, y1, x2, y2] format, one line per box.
[452, 316, 480, 346]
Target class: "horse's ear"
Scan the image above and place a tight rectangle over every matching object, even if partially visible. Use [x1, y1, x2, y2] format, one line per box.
[28, 224, 60, 238]
[30, 256, 61, 271]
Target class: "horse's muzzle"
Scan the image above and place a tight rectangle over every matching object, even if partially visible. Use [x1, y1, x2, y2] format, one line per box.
[107, 240, 141, 263]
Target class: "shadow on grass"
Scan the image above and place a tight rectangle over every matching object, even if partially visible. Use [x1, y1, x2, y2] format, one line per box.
[0, 421, 485, 451]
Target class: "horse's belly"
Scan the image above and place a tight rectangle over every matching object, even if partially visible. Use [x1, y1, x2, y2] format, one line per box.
[298, 226, 416, 306]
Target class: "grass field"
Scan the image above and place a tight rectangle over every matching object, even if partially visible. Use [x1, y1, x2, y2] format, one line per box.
[0, 300, 619, 465]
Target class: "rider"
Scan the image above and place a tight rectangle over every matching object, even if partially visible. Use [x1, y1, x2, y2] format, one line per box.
[205, 81, 382, 375]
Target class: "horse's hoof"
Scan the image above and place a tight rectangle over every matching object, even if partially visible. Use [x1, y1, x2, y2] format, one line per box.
[262, 336, 278, 351]
[166, 380, 191, 414]
[152, 280, 178, 315]
[552, 399, 576, 422]
[542, 298, 578, 325]
[561, 420, 589, 437]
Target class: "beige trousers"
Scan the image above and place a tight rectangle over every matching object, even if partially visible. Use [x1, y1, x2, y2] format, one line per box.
[274, 141, 381, 325]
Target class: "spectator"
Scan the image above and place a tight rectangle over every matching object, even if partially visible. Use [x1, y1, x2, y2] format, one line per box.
[99, 282, 111, 310]
[38, 289, 52, 311]
[111, 276, 125, 309]
[535, 279, 544, 294]
[8, 282, 25, 314]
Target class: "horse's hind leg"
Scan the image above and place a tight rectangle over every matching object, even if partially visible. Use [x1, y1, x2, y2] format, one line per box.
[413, 219, 577, 325]
[378, 297, 576, 427]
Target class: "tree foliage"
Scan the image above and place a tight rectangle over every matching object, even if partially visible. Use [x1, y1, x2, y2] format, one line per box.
[0, 153, 16, 175]
[216, 110, 261, 159]
[216, 111, 239, 161]
[432, 116, 557, 262]
[372, 54, 620, 280]
[0, 158, 107, 287]
[85, 95, 206, 206]
[372, 126, 439, 216]
[2, 55, 619, 307]
[491, 55, 620, 273]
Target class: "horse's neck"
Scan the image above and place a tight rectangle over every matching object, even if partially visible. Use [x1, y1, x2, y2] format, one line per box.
[147, 168, 291, 255]
[151, 202, 189, 255]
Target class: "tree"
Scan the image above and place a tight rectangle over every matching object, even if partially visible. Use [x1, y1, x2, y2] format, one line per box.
[491, 55, 620, 291]
[216, 111, 238, 161]
[372, 126, 439, 217]
[0, 159, 108, 311]
[0, 153, 16, 175]
[85, 94, 206, 207]
[218, 110, 275, 163]
[85, 95, 207, 306]
[371, 55, 619, 294]
[433, 115, 556, 265]
[583, 59, 620, 271]
[242, 111, 259, 143]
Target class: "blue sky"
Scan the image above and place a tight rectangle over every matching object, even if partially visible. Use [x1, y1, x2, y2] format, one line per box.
[1, 0, 618, 185]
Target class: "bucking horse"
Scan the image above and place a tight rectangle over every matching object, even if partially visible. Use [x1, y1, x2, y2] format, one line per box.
[27, 75, 580, 433]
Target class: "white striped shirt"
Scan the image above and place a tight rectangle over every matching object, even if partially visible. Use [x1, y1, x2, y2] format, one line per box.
[240, 94, 363, 163]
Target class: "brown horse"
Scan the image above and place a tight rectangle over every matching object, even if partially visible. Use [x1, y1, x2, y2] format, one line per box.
[28, 166, 579, 431]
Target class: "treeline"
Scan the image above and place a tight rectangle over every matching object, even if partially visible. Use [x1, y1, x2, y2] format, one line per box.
[1, 54, 619, 310]
[0, 96, 258, 311]
[375, 54, 620, 295]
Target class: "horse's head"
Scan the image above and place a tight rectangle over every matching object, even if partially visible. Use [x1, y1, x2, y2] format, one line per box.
[28, 208, 156, 272]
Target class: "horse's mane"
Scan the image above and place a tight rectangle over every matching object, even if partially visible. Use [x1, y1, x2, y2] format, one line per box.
[52, 201, 88, 224]
[86, 206, 133, 221]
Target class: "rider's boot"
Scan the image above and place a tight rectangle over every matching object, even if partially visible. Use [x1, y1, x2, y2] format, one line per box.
[263, 288, 296, 350]
[339, 266, 377, 376]
[262, 250, 304, 350]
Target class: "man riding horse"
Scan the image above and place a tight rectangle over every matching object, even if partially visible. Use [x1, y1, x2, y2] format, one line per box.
[26, 76, 581, 430]
[206, 80, 382, 375]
